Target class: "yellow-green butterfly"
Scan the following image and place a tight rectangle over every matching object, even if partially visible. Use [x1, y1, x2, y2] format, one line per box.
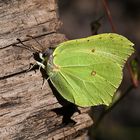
[29, 33, 134, 107]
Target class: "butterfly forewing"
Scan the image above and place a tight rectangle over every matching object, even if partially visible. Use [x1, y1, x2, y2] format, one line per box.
[48, 33, 134, 107]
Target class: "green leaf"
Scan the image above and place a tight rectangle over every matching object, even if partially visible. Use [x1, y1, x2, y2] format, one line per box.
[47, 33, 134, 107]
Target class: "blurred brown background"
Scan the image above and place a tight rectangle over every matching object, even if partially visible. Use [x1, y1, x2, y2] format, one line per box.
[57, 0, 140, 140]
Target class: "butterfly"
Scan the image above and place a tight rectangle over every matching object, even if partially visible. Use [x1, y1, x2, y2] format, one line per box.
[15, 33, 134, 107]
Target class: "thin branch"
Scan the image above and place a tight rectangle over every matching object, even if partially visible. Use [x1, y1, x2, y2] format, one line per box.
[102, 0, 116, 32]
[127, 62, 139, 88]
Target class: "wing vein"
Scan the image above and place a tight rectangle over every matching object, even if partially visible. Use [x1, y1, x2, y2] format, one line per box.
[58, 71, 76, 104]
[63, 69, 113, 104]
[62, 67, 118, 89]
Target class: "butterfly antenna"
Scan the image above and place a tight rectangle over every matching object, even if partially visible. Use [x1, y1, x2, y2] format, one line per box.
[14, 38, 37, 53]
[13, 43, 33, 53]
[17, 38, 30, 49]
[26, 35, 44, 51]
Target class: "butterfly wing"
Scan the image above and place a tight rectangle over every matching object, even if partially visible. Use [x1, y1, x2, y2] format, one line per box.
[49, 33, 134, 107]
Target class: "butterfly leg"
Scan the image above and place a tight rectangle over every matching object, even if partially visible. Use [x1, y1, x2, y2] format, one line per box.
[26, 63, 37, 72]
[41, 77, 46, 89]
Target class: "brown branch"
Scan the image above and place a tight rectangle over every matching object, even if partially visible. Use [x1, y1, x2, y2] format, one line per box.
[127, 62, 139, 88]
[102, 0, 116, 32]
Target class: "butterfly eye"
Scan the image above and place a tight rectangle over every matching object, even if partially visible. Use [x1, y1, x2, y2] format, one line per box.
[42, 52, 48, 57]
[43, 47, 54, 57]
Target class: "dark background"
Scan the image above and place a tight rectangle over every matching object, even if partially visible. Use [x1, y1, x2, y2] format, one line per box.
[57, 0, 140, 140]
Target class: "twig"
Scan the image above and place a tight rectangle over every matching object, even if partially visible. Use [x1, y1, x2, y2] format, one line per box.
[127, 62, 139, 88]
[102, 0, 116, 32]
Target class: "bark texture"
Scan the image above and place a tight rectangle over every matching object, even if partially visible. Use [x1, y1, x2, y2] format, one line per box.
[0, 0, 93, 139]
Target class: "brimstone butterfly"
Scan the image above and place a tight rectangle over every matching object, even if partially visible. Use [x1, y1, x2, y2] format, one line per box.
[25, 33, 135, 107]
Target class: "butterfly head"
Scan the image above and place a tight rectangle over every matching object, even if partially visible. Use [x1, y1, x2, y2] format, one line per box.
[32, 47, 54, 70]
[14, 37, 54, 70]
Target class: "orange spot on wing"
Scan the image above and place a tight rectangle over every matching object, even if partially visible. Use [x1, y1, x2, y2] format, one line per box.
[91, 71, 96, 76]
[91, 49, 95, 53]
[53, 64, 60, 72]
